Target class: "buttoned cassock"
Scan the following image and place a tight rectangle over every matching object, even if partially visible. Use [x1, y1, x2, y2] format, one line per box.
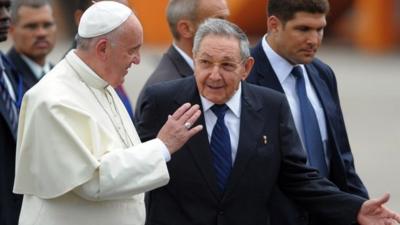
[13, 51, 170, 225]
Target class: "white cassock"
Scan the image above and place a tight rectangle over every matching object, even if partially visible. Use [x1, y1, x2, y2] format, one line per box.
[13, 51, 170, 225]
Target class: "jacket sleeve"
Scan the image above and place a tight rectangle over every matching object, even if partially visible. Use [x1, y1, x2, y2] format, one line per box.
[73, 138, 169, 201]
[313, 61, 369, 199]
[276, 96, 365, 225]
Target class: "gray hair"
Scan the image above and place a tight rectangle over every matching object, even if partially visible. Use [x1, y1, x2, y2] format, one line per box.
[10, 0, 51, 23]
[193, 18, 250, 60]
[75, 22, 125, 51]
[166, 0, 199, 40]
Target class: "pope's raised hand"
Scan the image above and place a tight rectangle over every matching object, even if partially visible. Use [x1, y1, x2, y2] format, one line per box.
[157, 103, 203, 154]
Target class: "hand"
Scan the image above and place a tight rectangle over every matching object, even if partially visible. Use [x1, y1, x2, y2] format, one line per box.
[357, 193, 400, 225]
[157, 103, 203, 154]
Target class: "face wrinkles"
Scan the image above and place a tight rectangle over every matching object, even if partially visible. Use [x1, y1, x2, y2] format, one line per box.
[194, 35, 246, 104]
[0, 0, 11, 41]
[106, 16, 142, 87]
[272, 12, 326, 65]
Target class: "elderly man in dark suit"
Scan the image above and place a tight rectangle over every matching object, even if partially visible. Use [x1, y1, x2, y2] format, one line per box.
[135, 18, 400, 225]
[7, 0, 56, 91]
[246, 1, 368, 225]
[0, 0, 24, 224]
[135, 0, 229, 118]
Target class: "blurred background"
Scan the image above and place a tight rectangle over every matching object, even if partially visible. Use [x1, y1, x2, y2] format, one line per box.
[25, 0, 400, 50]
[1, 0, 399, 210]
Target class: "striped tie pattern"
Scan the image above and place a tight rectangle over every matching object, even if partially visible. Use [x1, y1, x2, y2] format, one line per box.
[210, 104, 232, 192]
[0, 67, 19, 138]
[292, 66, 328, 177]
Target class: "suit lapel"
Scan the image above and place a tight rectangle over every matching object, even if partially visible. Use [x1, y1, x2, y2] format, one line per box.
[7, 48, 38, 90]
[305, 64, 347, 177]
[252, 41, 284, 93]
[223, 82, 265, 200]
[305, 64, 338, 131]
[167, 46, 194, 78]
[173, 77, 220, 200]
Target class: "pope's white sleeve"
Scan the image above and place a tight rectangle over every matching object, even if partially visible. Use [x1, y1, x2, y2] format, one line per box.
[73, 138, 170, 201]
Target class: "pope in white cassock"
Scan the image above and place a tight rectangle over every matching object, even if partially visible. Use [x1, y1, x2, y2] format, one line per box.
[13, 2, 203, 225]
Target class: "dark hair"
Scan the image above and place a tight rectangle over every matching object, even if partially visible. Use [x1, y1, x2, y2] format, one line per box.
[77, 0, 92, 11]
[267, 0, 329, 23]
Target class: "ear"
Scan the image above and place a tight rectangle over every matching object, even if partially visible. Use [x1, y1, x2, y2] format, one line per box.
[267, 15, 281, 33]
[241, 57, 255, 80]
[74, 10, 84, 26]
[8, 24, 15, 38]
[95, 38, 108, 61]
[176, 19, 196, 39]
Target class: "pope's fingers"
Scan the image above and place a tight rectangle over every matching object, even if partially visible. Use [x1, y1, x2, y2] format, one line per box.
[186, 125, 203, 137]
[175, 104, 200, 123]
[169, 103, 192, 121]
[184, 109, 201, 129]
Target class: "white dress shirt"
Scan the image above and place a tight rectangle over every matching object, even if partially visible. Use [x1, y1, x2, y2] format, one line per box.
[262, 35, 330, 167]
[200, 83, 242, 164]
[20, 54, 51, 80]
[173, 43, 194, 70]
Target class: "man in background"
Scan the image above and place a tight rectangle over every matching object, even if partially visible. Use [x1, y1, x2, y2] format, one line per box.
[0, 0, 24, 224]
[247, 0, 368, 224]
[71, 0, 134, 119]
[135, 0, 229, 118]
[7, 0, 56, 91]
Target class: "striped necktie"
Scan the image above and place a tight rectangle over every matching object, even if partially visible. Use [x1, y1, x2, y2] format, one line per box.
[210, 104, 232, 192]
[0, 65, 19, 139]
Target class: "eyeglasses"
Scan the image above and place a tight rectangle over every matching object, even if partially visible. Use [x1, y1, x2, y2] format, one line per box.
[195, 58, 245, 73]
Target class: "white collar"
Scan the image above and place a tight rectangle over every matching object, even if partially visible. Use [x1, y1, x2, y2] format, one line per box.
[200, 82, 242, 118]
[65, 50, 109, 89]
[20, 54, 51, 80]
[173, 43, 194, 70]
[261, 34, 303, 81]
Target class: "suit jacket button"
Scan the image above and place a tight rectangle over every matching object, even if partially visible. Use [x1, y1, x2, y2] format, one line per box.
[218, 210, 224, 215]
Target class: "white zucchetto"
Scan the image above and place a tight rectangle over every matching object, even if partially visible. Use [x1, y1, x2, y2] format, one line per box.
[78, 1, 132, 38]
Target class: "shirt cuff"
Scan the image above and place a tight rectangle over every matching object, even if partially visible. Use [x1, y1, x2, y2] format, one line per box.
[153, 138, 171, 162]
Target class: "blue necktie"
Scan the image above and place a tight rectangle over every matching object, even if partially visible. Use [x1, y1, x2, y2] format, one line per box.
[210, 104, 232, 192]
[292, 66, 328, 177]
[0, 66, 19, 139]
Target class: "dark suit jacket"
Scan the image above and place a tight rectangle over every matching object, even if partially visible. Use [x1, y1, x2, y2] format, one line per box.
[135, 76, 365, 225]
[0, 52, 23, 225]
[135, 45, 193, 118]
[7, 47, 40, 91]
[246, 40, 369, 225]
